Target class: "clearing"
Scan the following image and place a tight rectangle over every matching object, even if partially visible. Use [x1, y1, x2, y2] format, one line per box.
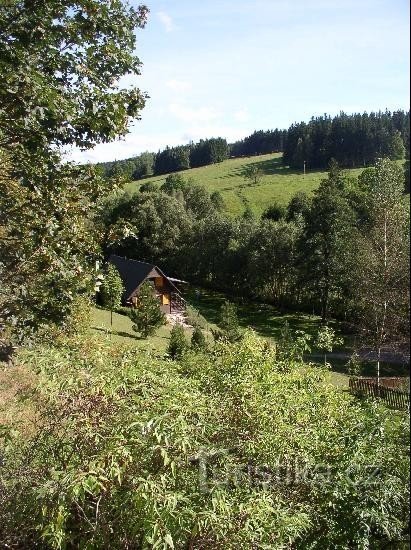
[124, 153, 366, 217]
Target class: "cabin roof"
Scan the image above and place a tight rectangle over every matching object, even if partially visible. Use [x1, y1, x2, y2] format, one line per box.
[108, 255, 180, 301]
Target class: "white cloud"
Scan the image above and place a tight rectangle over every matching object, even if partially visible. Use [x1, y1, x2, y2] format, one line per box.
[157, 11, 175, 32]
[233, 109, 249, 122]
[181, 124, 252, 144]
[168, 103, 220, 124]
[166, 79, 192, 93]
[65, 132, 185, 164]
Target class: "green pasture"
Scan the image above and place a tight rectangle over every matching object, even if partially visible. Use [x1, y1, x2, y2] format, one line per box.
[124, 153, 365, 217]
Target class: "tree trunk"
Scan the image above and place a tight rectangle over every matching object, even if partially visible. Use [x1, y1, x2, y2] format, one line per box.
[377, 347, 381, 388]
[321, 284, 329, 323]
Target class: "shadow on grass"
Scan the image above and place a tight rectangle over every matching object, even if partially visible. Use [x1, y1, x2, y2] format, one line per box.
[243, 157, 327, 177]
[216, 157, 302, 182]
[185, 288, 409, 378]
[185, 288, 321, 340]
[306, 355, 409, 378]
[216, 157, 327, 188]
[92, 326, 143, 340]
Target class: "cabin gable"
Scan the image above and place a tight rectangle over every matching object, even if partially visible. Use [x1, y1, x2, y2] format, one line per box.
[108, 255, 185, 314]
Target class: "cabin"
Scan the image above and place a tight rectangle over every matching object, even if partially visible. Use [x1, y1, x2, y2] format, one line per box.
[108, 255, 186, 314]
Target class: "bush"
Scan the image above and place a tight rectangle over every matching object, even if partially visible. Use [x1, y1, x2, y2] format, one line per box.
[191, 326, 207, 351]
[218, 300, 241, 342]
[167, 323, 187, 359]
[139, 181, 157, 193]
[0, 332, 409, 548]
[262, 202, 286, 221]
[346, 351, 362, 376]
[277, 321, 312, 365]
[185, 305, 208, 329]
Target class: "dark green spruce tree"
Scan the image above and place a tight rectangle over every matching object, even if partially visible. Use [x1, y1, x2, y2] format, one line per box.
[128, 282, 165, 338]
[167, 323, 188, 359]
[191, 325, 207, 351]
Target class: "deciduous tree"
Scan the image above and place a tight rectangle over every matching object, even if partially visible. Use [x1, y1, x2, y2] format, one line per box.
[297, 162, 359, 321]
[355, 159, 410, 382]
[100, 265, 124, 327]
[243, 164, 263, 186]
[0, 0, 148, 344]
[315, 325, 343, 365]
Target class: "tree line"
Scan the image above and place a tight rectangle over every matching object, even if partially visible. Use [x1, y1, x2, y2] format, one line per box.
[97, 136, 231, 180]
[96, 110, 410, 181]
[283, 110, 410, 170]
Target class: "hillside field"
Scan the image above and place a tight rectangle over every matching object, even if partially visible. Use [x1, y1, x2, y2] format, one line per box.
[124, 153, 365, 216]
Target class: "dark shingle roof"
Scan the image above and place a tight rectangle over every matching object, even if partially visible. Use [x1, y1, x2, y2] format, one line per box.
[108, 255, 180, 301]
[108, 255, 156, 301]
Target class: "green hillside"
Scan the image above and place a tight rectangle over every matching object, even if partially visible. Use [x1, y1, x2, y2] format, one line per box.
[124, 153, 365, 216]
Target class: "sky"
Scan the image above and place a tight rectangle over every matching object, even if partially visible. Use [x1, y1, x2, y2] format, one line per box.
[69, 0, 410, 164]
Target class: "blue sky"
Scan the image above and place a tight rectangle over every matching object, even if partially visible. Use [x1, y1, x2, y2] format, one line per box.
[70, 0, 410, 164]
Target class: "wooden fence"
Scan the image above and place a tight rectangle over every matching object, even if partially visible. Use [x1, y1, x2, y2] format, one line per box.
[357, 377, 410, 391]
[349, 377, 410, 410]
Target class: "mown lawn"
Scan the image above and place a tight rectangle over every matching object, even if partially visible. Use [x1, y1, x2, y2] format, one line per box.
[90, 294, 407, 387]
[124, 153, 365, 217]
[185, 286, 326, 341]
[185, 287, 409, 381]
[90, 306, 194, 355]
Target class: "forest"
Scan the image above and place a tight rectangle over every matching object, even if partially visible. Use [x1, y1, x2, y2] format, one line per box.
[0, 1, 409, 549]
[96, 110, 410, 183]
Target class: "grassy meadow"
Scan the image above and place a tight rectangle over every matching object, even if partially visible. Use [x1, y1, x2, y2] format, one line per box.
[90, 286, 409, 390]
[124, 153, 366, 216]
[90, 306, 198, 354]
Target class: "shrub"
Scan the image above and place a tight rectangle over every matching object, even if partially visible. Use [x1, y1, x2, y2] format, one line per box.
[128, 281, 165, 338]
[191, 326, 207, 351]
[218, 300, 241, 342]
[0, 332, 409, 548]
[185, 305, 208, 329]
[277, 321, 312, 365]
[262, 202, 286, 221]
[346, 351, 362, 376]
[139, 181, 157, 193]
[210, 190, 225, 211]
[167, 323, 187, 359]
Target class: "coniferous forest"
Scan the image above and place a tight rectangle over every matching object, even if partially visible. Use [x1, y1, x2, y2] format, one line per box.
[96, 110, 410, 181]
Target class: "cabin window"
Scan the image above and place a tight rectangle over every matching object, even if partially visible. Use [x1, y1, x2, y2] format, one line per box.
[162, 293, 170, 305]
